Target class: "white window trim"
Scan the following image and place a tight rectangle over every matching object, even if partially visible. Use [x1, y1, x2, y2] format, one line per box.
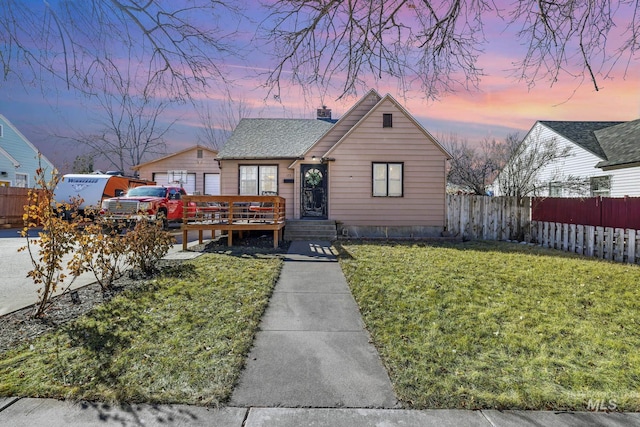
[15, 172, 28, 188]
[239, 165, 278, 195]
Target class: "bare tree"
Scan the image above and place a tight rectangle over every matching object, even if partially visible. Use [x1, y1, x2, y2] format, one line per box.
[197, 95, 252, 150]
[2, 1, 638, 104]
[0, 0, 240, 100]
[444, 134, 505, 195]
[260, 0, 640, 100]
[495, 131, 573, 199]
[60, 62, 175, 174]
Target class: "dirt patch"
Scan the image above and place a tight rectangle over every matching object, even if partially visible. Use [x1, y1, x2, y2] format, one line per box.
[198, 231, 291, 256]
[0, 233, 290, 354]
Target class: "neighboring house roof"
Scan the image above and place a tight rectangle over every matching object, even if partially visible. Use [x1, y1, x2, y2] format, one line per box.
[132, 144, 218, 170]
[217, 119, 334, 159]
[0, 113, 55, 170]
[538, 120, 624, 159]
[593, 118, 640, 168]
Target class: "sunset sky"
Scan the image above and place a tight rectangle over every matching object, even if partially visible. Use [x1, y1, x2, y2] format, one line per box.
[1, 1, 639, 172]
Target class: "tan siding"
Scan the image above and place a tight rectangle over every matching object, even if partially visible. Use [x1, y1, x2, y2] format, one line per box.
[136, 147, 220, 194]
[220, 159, 296, 219]
[306, 93, 381, 159]
[327, 99, 447, 227]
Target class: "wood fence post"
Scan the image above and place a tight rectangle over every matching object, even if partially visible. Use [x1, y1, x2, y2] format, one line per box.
[604, 228, 614, 260]
[569, 224, 576, 253]
[628, 229, 637, 264]
[596, 226, 604, 258]
[576, 225, 584, 255]
[586, 226, 595, 257]
[615, 228, 625, 262]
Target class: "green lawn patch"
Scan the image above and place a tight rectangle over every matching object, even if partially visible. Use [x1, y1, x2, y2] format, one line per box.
[336, 240, 640, 411]
[0, 253, 282, 405]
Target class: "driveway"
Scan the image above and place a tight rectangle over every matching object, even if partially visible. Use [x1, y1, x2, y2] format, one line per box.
[0, 226, 207, 316]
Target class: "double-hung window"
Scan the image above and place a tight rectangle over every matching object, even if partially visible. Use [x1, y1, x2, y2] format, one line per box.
[15, 173, 28, 188]
[372, 162, 403, 197]
[239, 165, 278, 195]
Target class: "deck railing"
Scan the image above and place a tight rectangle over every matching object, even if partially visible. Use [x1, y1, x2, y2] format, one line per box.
[181, 195, 286, 249]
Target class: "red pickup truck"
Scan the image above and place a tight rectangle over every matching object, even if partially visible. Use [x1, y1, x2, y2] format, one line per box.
[100, 185, 194, 229]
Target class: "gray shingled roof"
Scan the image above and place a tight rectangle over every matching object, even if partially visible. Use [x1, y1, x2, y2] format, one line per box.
[594, 119, 640, 168]
[539, 121, 624, 159]
[217, 118, 334, 159]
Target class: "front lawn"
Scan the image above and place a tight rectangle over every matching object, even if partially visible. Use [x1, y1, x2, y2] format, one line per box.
[0, 253, 282, 405]
[336, 240, 640, 411]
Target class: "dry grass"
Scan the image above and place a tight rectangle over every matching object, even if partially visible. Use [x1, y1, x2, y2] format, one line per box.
[337, 240, 640, 411]
[0, 253, 282, 405]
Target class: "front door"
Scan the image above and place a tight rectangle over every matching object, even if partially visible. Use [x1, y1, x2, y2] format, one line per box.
[301, 164, 328, 219]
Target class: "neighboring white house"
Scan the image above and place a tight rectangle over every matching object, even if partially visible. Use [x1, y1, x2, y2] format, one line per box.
[0, 114, 56, 188]
[493, 119, 640, 197]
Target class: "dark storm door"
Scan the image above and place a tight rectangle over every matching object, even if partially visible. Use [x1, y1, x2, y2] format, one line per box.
[301, 164, 328, 219]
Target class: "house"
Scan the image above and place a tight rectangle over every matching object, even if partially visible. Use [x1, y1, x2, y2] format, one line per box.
[132, 145, 220, 195]
[216, 89, 451, 238]
[493, 120, 640, 197]
[0, 114, 55, 187]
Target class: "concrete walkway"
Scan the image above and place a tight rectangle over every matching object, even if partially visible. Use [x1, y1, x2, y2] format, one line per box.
[230, 240, 398, 408]
[2, 240, 640, 425]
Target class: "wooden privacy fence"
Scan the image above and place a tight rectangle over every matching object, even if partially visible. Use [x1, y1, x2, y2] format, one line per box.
[446, 195, 531, 241]
[0, 187, 31, 227]
[531, 221, 639, 265]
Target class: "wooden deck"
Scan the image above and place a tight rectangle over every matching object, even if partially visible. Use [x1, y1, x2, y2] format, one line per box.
[181, 195, 286, 249]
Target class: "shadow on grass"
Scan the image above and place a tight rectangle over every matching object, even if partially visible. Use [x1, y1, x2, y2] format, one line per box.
[193, 232, 291, 259]
[63, 310, 136, 399]
[334, 239, 624, 265]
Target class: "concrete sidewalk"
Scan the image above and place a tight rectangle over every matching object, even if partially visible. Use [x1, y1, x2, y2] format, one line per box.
[230, 240, 398, 408]
[2, 241, 640, 426]
[3, 392, 640, 426]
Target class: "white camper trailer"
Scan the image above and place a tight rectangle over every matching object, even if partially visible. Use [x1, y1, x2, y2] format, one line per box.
[54, 174, 153, 215]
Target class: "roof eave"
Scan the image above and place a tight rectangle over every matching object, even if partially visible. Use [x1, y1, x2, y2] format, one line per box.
[597, 160, 640, 170]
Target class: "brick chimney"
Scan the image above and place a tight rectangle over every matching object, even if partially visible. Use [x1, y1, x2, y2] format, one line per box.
[316, 105, 331, 120]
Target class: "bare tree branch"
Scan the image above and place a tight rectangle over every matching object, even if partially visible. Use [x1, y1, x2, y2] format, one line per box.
[496, 130, 572, 198]
[56, 60, 175, 174]
[0, 0, 241, 100]
[197, 95, 252, 150]
[444, 133, 508, 195]
[259, 0, 639, 100]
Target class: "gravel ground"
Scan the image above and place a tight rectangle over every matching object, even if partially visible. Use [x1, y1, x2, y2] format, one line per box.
[0, 232, 290, 354]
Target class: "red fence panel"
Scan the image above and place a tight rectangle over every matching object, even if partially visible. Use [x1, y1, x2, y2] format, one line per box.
[532, 197, 640, 229]
[601, 197, 640, 230]
[532, 197, 602, 226]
